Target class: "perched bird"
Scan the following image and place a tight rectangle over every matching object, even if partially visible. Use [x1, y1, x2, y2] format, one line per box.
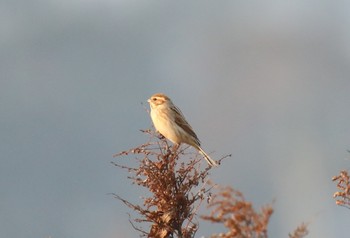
[147, 93, 218, 167]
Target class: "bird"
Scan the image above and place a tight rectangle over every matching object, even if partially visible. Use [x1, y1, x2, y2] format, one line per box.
[147, 93, 218, 167]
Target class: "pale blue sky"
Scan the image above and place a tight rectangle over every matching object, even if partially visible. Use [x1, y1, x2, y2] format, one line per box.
[1, 1, 350, 237]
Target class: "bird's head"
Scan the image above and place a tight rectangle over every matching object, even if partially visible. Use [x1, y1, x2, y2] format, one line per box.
[147, 93, 172, 109]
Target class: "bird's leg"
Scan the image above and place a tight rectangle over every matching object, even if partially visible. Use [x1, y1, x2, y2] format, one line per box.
[172, 143, 180, 156]
[157, 132, 170, 154]
[166, 143, 179, 165]
[166, 144, 177, 158]
[165, 142, 171, 156]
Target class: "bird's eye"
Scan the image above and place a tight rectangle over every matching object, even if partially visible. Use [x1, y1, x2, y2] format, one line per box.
[152, 98, 157, 101]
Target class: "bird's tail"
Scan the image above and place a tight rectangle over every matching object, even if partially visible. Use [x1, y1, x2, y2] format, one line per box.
[197, 146, 219, 167]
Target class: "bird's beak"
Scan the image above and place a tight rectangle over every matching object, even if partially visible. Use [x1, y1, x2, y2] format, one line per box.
[147, 98, 151, 103]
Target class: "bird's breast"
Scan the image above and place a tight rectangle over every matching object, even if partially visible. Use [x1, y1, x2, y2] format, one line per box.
[150, 109, 181, 144]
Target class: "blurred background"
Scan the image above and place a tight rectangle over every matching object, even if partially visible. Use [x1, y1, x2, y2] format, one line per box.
[1, 1, 350, 237]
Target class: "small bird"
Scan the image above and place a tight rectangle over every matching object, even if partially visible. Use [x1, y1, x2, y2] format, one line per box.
[147, 93, 218, 167]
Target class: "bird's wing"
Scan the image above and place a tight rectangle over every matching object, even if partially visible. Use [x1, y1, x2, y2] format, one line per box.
[172, 105, 201, 145]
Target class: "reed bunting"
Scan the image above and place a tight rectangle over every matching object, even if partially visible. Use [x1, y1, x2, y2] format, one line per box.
[147, 93, 218, 167]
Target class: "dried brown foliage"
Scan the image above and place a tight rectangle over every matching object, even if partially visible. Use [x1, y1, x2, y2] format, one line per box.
[113, 130, 217, 237]
[201, 186, 273, 238]
[332, 170, 350, 209]
[114, 130, 309, 237]
[288, 223, 309, 238]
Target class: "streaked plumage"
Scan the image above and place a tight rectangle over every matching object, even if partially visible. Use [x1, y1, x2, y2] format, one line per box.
[147, 93, 218, 167]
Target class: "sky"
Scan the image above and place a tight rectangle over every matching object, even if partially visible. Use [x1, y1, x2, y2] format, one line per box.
[1, 1, 350, 237]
